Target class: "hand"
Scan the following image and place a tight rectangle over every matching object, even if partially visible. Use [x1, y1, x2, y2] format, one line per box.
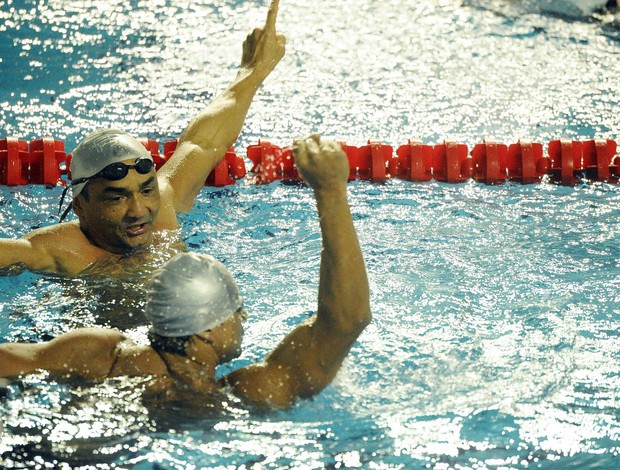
[241, 0, 286, 80]
[293, 135, 350, 191]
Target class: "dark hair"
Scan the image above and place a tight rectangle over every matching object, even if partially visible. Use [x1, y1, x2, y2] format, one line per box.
[148, 329, 192, 356]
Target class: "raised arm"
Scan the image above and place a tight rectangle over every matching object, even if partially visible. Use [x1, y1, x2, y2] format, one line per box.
[225, 136, 371, 408]
[158, 0, 285, 213]
[0, 328, 125, 379]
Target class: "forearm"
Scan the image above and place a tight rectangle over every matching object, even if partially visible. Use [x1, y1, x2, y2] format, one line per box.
[178, 0, 282, 153]
[162, 68, 268, 211]
[315, 186, 371, 334]
[179, 67, 265, 154]
[160, 0, 284, 213]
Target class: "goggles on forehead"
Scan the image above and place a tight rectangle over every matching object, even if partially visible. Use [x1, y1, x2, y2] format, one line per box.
[71, 158, 155, 187]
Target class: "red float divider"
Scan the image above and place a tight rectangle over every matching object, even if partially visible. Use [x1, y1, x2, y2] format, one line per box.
[206, 148, 246, 186]
[396, 140, 433, 182]
[355, 140, 394, 182]
[2, 135, 619, 187]
[548, 139, 583, 185]
[432, 141, 472, 183]
[0, 138, 29, 186]
[611, 153, 620, 180]
[279, 146, 297, 181]
[506, 141, 548, 184]
[340, 143, 359, 181]
[247, 140, 299, 184]
[29, 137, 66, 185]
[471, 141, 508, 184]
[138, 137, 167, 170]
[165, 139, 244, 186]
[582, 139, 617, 182]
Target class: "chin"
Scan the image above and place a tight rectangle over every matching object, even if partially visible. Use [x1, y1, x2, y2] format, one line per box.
[121, 233, 153, 251]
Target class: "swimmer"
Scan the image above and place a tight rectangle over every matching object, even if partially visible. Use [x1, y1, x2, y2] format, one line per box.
[0, 136, 371, 409]
[0, 0, 285, 277]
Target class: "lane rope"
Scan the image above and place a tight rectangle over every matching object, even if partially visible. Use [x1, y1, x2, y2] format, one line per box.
[1, 136, 618, 186]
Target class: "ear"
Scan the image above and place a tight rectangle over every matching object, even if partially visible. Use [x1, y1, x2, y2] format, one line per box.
[72, 196, 84, 217]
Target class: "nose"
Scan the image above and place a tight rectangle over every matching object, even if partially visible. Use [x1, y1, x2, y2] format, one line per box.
[126, 193, 149, 219]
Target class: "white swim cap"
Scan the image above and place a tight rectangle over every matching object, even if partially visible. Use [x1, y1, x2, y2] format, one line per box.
[70, 129, 152, 197]
[145, 253, 244, 337]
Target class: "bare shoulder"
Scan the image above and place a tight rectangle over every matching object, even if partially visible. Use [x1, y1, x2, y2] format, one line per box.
[224, 362, 297, 409]
[59, 327, 128, 349]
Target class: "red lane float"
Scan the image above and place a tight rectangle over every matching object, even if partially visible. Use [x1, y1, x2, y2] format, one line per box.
[29, 138, 66, 185]
[432, 141, 472, 183]
[582, 139, 617, 182]
[1, 136, 246, 187]
[396, 140, 433, 182]
[340, 140, 396, 182]
[0, 138, 29, 186]
[1, 136, 618, 187]
[548, 139, 583, 185]
[246, 138, 618, 186]
[507, 141, 548, 184]
[247, 140, 298, 184]
[472, 141, 507, 185]
[356, 141, 394, 182]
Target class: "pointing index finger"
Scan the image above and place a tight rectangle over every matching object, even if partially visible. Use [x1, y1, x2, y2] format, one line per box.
[264, 0, 280, 32]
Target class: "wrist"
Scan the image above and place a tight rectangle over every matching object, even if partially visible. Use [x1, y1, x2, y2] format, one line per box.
[313, 184, 348, 201]
[237, 65, 269, 86]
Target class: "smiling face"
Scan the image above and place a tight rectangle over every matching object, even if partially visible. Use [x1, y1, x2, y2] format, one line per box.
[72, 159, 160, 254]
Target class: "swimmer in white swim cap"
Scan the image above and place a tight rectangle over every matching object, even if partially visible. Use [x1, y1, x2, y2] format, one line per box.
[0, 0, 285, 276]
[61, 128, 162, 255]
[0, 134, 371, 410]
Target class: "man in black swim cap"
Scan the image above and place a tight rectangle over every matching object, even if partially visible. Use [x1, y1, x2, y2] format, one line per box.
[0, 136, 371, 409]
[0, 0, 285, 277]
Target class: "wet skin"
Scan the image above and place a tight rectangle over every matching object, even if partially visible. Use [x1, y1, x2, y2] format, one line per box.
[72, 159, 161, 255]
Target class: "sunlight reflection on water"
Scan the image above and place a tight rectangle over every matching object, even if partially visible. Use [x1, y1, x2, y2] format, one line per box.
[1, 0, 619, 467]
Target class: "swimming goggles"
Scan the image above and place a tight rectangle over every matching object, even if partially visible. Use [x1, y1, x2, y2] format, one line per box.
[70, 158, 155, 187]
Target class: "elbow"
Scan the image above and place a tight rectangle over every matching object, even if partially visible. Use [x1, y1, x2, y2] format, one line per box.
[359, 307, 372, 332]
[341, 306, 372, 338]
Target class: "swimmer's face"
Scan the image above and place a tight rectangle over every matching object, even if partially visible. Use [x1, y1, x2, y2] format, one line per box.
[195, 310, 247, 364]
[72, 159, 160, 254]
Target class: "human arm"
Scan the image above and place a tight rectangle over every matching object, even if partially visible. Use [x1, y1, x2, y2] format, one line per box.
[225, 136, 371, 408]
[0, 223, 100, 276]
[0, 328, 125, 379]
[0, 237, 56, 275]
[158, 0, 286, 213]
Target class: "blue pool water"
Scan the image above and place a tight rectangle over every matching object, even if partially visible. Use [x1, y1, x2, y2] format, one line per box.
[1, 0, 620, 468]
